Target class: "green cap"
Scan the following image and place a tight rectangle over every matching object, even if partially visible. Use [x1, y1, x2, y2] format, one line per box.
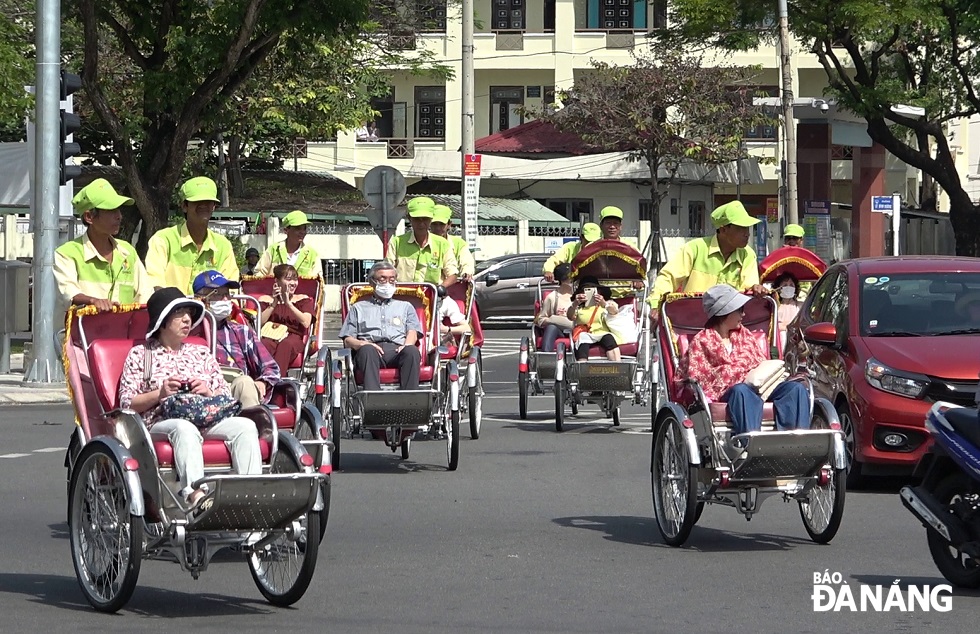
[431, 204, 453, 224]
[71, 178, 134, 215]
[582, 223, 602, 242]
[783, 223, 805, 238]
[710, 200, 760, 229]
[599, 206, 624, 220]
[179, 176, 220, 203]
[407, 196, 435, 218]
[282, 210, 310, 228]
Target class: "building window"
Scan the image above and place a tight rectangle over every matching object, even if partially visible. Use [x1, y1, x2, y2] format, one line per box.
[688, 201, 705, 235]
[418, 0, 447, 32]
[372, 96, 408, 139]
[586, 0, 647, 30]
[651, 0, 667, 29]
[493, 0, 525, 30]
[831, 144, 854, 159]
[415, 86, 446, 139]
[740, 86, 779, 142]
[490, 86, 524, 133]
[544, 0, 556, 31]
[639, 200, 653, 222]
[545, 199, 593, 223]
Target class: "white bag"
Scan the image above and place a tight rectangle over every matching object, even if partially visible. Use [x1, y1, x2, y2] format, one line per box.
[744, 359, 789, 400]
[605, 305, 638, 345]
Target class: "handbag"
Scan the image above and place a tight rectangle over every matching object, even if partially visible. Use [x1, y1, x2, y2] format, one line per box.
[160, 392, 242, 430]
[260, 321, 289, 342]
[605, 305, 638, 345]
[744, 359, 790, 400]
[572, 305, 600, 342]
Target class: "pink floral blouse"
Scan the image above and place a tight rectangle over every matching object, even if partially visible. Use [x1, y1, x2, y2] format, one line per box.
[118, 339, 229, 425]
[678, 326, 767, 401]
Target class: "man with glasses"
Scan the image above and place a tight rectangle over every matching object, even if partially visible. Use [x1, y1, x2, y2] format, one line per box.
[783, 224, 805, 247]
[339, 261, 423, 391]
[193, 270, 280, 408]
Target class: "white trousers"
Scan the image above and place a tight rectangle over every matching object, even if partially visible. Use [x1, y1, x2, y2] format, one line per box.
[151, 416, 261, 493]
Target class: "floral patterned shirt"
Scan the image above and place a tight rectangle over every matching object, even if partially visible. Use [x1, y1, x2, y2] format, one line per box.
[678, 325, 767, 401]
[118, 339, 229, 425]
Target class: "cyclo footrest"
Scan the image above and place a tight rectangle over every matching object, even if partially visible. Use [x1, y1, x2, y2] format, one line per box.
[186, 473, 323, 532]
[355, 389, 436, 429]
[572, 359, 637, 393]
[728, 430, 836, 481]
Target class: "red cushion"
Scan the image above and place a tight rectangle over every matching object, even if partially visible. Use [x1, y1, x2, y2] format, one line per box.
[709, 401, 776, 424]
[441, 345, 459, 360]
[154, 437, 273, 467]
[269, 407, 296, 430]
[355, 365, 435, 385]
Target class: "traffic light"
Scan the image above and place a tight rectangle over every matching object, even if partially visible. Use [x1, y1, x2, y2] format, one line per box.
[59, 71, 83, 185]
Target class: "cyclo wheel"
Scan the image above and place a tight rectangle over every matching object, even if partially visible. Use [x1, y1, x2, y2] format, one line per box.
[446, 361, 461, 470]
[401, 437, 411, 459]
[330, 404, 343, 471]
[69, 442, 143, 613]
[554, 379, 565, 432]
[651, 415, 698, 547]
[799, 468, 846, 544]
[468, 352, 482, 440]
[249, 439, 321, 607]
[518, 370, 529, 420]
[927, 473, 980, 588]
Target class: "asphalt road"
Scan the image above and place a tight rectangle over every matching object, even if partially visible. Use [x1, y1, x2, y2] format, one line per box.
[0, 328, 976, 632]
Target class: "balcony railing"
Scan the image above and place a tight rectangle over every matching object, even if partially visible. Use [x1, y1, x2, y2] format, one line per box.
[386, 139, 415, 159]
[494, 30, 524, 51]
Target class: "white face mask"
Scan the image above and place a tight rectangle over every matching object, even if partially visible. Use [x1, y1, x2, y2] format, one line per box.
[209, 300, 233, 321]
[375, 283, 396, 300]
[779, 286, 797, 300]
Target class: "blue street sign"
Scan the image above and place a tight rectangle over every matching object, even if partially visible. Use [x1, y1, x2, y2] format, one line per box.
[872, 196, 893, 212]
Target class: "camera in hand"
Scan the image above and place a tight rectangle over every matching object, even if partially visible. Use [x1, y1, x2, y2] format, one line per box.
[179, 382, 192, 393]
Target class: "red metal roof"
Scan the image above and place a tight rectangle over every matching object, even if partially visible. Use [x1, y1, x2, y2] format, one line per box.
[474, 119, 601, 156]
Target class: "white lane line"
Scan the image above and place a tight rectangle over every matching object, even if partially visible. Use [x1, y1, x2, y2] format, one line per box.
[33, 447, 64, 453]
[0, 453, 31, 459]
[480, 351, 519, 359]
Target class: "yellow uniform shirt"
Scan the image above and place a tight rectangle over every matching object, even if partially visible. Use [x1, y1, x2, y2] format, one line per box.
[449, 235, 475, 277]
[387, 232, 458, 284]
[255, 242, 320, 277]
[542, 241, 583, 274]
[145, 223, 239, 294]
[54, 233, 153, 316]
[649, 235, 759, 309]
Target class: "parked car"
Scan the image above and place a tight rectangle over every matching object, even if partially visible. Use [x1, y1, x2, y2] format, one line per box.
[784, 256, 980, 486]
[473, 253, 552, 321]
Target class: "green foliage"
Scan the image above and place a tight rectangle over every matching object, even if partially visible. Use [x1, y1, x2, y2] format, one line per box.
[663, 0, 980, 255]
[0, 1, 35, 134]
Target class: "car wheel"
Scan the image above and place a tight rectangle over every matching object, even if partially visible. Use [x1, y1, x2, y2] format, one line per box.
[836, 399, 863, 489]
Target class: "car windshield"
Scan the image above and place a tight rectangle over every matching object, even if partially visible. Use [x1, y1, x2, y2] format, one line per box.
[475, 258, 509, 274]
[860, 272, 980, 336]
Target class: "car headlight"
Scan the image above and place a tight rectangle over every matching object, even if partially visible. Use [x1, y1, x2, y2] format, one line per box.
[864, 358, 928, 399]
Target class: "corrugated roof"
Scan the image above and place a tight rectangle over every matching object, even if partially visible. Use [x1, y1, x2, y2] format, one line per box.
[423, 194, 572, 223]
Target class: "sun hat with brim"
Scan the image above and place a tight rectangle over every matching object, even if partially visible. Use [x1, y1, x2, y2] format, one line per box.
[431, 204, 453, 224]
[192, 270, 241, 295]
[703, 284, 752, 319]
[71, 178, 134, 215]
[146, 287, 205, 339]
[783, 223, 805, 238]
[407, 196, 435, 218]
[179, 176, 220, 203]
[582, 223, 602, 242]
[599, 206, 624, 220]
[955, 291, 980, 317]
[282, 210, 310, 228]
[710, 200, 761, 229]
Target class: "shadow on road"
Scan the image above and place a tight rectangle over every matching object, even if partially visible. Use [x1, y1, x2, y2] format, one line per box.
[333, 447, 451, 475]
[0, 572, 276, 617]
[48, 523, 69, 540]
[553, 515, 817, 552]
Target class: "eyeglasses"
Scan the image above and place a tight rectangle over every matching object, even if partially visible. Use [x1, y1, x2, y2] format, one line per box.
[202, 289, 231, 301]
[374, 276, 397, 284]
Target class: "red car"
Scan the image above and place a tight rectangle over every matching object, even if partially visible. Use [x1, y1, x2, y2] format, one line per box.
[784, 256, 980, 487]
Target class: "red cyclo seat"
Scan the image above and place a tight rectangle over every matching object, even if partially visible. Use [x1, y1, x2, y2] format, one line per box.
[354, 365, 435, 385]
[154, 437, 273, 468]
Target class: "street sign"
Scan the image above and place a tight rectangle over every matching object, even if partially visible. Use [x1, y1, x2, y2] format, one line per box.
[361, 166, 407, 258]
[872, 196, 894, 215]
[462, 154, 481, 250]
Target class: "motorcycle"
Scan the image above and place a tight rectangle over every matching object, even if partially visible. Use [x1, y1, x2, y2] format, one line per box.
[900, 401, 980, 588]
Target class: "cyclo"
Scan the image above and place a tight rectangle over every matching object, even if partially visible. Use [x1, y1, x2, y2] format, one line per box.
[441, 280, 485, 440]
[516, 277, 571, 420]
[63, 305, 329, 612]
[650, 292, 846, 547]
[549, 240, 655, 431]
[326, 282, 463, 471]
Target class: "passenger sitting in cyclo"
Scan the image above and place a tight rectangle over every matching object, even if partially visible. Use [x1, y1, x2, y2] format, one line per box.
[536, 263, 575, 352]
[339, 261, 423, 391]
[678, 285, 810, 436]
[567, 275, 621, 361]
[259, 263, 315, 372]
[439, 293, 470, 346]
[117, 287, 262, 510]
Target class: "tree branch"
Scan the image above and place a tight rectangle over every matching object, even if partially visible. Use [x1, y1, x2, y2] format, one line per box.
[95, 7, 150, 70]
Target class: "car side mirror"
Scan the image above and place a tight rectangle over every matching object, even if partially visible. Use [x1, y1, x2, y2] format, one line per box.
[485, 274, 499, 287]
[803, 322, 838, 347]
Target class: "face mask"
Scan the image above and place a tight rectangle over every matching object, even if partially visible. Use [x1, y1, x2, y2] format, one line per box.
[779, 286, 797, 299]
[375, 283, 396, 300]
[209, 300, 233, 320]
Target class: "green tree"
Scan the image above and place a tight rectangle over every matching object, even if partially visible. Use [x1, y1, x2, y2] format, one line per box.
[0, 1, 36, 140]
[68, 0, 371, 251]
[525, 45, 770, 264]
[664, 0, 980, 256]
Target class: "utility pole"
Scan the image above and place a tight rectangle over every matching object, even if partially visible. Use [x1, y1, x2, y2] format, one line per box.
[460, 0, 477, 246]
[777, 0, 798, 225]
[26, 0, 62, 383]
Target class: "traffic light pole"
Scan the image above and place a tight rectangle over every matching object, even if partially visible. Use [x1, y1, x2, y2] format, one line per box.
[26, 0, 63, 383]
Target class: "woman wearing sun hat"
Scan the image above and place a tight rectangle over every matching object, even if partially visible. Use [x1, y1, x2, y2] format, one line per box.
[255, 210, 320, 277]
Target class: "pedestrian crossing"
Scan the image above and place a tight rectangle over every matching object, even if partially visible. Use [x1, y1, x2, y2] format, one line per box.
[476, 337, 522, 359]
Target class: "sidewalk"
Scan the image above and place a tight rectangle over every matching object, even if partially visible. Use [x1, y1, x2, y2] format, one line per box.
[0, 354, 71, 405]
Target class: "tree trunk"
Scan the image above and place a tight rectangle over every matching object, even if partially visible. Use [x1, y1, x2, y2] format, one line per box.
[228, 135, 246, 197]
[948, 196, 980, 257]
[646, 153, 668, 270]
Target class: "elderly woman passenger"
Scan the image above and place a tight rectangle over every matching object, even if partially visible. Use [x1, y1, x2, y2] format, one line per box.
[680, 285, 810, 436]
[118, 287, 261, 509]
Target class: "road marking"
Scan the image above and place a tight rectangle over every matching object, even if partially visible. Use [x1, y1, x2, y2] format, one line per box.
[33, 447, 64, 453]
[0, 453, 31, 459]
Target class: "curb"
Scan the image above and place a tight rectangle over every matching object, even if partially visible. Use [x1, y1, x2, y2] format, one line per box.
[0, 390, 71, 405]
